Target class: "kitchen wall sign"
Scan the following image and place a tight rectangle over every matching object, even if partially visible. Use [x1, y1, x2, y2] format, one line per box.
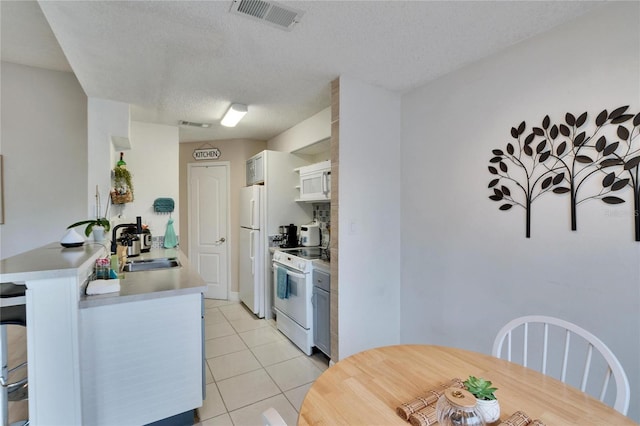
[193, 144, 221, 160]
[488, 106, 640, 240]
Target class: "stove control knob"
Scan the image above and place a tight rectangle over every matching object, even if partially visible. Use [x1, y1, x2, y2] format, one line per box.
[274, 253, 280, 261]
[298, 261, 305, 270]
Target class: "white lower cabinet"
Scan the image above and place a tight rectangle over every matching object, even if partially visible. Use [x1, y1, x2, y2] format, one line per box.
[80, 293, 203, 425]
[312, 269, 331, 357]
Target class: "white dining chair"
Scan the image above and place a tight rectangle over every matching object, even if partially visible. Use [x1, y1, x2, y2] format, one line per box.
[492, 315, 630, 415]
[261, 407, 288, 426]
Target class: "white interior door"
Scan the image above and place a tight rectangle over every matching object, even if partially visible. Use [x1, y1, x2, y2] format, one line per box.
[188, 163, 229, 299]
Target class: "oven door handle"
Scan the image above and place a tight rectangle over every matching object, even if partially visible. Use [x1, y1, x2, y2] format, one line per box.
[287, 270, 307, 280]
[273, 263, 307, 280]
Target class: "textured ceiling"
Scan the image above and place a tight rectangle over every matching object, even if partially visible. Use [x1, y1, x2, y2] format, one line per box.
[2, 1, 605, 142]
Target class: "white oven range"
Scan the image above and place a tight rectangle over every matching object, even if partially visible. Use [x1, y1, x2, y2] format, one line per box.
[272, 247, 322, 355]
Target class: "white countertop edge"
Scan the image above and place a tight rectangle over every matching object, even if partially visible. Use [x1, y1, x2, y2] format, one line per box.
[1, 268, 75, 283]
[79, 285, 205, 309]
[1, 242, 105, 283]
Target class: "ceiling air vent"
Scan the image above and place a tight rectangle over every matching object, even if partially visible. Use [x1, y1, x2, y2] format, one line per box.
[179, 120, 211, 128]
[229, 0, 304, 31]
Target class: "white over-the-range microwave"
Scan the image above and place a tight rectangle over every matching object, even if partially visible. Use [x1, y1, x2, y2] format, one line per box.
[298, 160, 331, 201]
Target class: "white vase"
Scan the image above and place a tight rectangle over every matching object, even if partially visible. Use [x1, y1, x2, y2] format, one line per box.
[476, 398, 500, 423]
[92, 225, 105, 242]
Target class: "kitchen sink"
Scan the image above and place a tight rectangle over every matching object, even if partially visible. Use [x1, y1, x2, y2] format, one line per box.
[122, 257, 181, 272]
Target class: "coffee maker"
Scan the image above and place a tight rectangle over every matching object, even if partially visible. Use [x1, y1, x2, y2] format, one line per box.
[281, 224, 298, 248]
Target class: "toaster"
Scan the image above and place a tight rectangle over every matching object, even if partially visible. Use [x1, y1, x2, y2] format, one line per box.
[299, 224, 320, 247]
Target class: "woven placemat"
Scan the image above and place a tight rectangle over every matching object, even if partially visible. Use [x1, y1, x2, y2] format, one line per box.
[408, 405, 437, 426]
[499, 411, 546, 426]
[396, 378, 464, 421]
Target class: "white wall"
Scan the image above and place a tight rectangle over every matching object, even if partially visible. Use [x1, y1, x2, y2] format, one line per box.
[111, 121, 179, 242]
[267, 107, 330, 153]
[88, 98, 129, 221]
[0, 62, 87, 259]
[338, 76, 402, 358]
[400, 3, 639, 420]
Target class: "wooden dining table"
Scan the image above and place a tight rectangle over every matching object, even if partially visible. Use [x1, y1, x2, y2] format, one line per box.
[298, 344, 637, 425]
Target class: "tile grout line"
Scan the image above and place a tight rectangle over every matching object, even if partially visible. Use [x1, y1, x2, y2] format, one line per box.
[200, 300, 328, 424]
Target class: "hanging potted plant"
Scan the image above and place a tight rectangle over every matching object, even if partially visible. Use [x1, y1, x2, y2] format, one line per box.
[464, 375, 500, 423]
[111, 152, 134, 204]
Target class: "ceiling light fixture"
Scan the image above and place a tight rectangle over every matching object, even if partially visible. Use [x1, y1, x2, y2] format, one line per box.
[221, 103, 248, 127]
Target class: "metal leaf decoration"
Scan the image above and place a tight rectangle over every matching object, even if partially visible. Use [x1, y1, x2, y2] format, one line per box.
[488, 106, 640, 240]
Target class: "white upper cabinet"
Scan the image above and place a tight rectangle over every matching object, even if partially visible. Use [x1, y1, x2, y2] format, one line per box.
[246, 152, 264, 186]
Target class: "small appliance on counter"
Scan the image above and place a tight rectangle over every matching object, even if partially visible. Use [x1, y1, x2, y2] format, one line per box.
[118, 233, 141, 257]
[124, 226, 152, 252]
[141, 229, 152, 252]
[300, 223, 320, 247]
[280, 224, 298, 248]
[121, 217, 152, 253]
[110, 216, 146, 257]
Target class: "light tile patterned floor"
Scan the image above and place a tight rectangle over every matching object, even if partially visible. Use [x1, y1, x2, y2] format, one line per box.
[197, 299, 329, 426]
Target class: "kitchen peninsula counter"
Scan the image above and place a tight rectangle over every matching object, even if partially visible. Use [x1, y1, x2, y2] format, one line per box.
[0, 242, 206, 425]
[0, 241, 105, 282]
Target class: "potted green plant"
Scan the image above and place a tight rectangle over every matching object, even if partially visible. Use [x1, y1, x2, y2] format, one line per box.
[464, 376, 500, 423]
[67, 217, 111, 238]
[68, 186, 111, 242]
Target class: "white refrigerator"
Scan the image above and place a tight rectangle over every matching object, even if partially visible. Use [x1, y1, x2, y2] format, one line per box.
[239, 185, 264, 316]
[240, 151, 315, 320]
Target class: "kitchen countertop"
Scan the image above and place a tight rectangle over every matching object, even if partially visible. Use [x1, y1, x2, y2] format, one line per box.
[79, 247, 206, 308]
[0, 241, 107, 282]
[313, 258, 330, 272]
[0, 242, 205, 309]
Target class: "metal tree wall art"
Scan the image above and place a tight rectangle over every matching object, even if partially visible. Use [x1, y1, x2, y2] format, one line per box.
[488, 106, 640, 240]
[488, 121, 563, 238]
